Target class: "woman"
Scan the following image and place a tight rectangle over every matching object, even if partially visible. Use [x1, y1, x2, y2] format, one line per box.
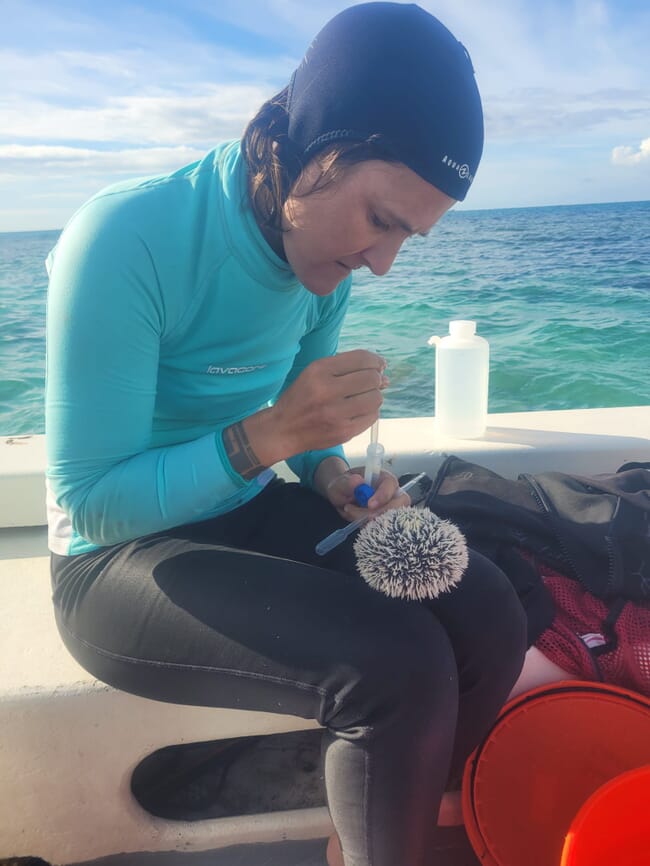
[46, 4, 527, 865]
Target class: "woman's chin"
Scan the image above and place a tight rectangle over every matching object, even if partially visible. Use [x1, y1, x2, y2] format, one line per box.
[300, 267, 349, 297]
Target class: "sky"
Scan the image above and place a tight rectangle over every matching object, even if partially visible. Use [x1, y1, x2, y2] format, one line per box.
[1, 0, 649, 232]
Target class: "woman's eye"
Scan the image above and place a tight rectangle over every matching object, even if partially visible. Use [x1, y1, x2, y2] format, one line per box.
[370, 213, 390, 231]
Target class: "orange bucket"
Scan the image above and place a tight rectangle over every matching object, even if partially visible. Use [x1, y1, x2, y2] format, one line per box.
[560, 764, 650, 866]
[461, 682, 650, 866]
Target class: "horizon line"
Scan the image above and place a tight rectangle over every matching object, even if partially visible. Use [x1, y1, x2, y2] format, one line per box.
[2, 197, 649, 235]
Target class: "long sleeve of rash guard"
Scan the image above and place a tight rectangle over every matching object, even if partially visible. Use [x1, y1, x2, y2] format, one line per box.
[46, 207, 246, 549]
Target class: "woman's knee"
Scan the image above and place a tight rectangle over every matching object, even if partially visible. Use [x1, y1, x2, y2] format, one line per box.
[429, 549, 527, 675]
[322, 601, 458, 730]
[469, 550, 527, 655]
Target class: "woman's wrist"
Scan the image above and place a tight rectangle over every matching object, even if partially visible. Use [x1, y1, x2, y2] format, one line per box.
[313, 455, 352, 498]
[222, 405, 295, 480]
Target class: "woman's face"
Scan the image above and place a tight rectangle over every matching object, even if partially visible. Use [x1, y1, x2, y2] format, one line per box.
[281, 158, 455, 297]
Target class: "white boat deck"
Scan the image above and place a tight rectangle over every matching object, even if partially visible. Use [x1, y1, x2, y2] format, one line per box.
[1, 407, 649, 864]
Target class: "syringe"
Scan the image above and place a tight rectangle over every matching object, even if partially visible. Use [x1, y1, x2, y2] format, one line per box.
[315, 472, 427, 556]
[353, 419, 385, 507]
[364, 419, 384, 489]
[353, 417, 385, 507]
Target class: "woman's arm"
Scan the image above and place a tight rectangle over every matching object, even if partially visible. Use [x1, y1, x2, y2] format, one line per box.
[46, 202, 253, 547]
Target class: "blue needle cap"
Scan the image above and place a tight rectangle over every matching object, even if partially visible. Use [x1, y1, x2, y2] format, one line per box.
[354, 483, 375, 507]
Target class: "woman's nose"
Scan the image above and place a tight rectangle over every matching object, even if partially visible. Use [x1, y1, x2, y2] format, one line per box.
[361, 235, 404, 276]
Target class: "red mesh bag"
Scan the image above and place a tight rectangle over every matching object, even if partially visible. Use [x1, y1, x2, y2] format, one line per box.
[535, 566, 650, 698]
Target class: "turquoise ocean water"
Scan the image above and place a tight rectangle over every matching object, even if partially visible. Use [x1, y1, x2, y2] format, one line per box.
[1, 200, 649, 436]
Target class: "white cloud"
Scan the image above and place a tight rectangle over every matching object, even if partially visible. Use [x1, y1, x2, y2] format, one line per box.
[0, 144, 207, 173]
[611, 138, 650, 166]
[0, 84, 273, 147]
[487, 87, 650, 142]
[189, 0, 343, 44]
[0, 42, 292, 101]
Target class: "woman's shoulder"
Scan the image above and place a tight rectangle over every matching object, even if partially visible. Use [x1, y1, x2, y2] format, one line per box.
[62, 141, 239, 235]
[49, 142, 243, 284]
[46, 143, 244, 330]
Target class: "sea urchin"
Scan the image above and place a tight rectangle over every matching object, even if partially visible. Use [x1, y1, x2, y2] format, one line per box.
[353, 507, 468, 601]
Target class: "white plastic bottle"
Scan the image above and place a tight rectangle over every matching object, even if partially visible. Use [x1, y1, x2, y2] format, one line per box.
[428, 320, 490, 438]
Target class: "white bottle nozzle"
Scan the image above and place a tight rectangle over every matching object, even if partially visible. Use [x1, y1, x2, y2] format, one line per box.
[449, 320, 477, 338]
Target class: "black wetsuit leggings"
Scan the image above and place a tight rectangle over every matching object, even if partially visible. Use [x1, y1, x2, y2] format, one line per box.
[51, 479, 527, 866]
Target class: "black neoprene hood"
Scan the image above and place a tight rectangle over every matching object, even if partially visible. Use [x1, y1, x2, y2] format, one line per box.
[286, 2, 484, 201]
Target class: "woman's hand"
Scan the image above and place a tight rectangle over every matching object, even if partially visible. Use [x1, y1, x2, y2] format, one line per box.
[276, 350, 388, 450]
[323, 465, 411, 522]
[236, 350, 389, 473]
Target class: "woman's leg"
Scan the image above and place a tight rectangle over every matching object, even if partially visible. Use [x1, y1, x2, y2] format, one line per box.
[323, 545, 528, 854]
[423, 549, 528, 778]
[508, 646, 578, 700]
[196, 483, 527, 834]
[225, 482, 527, 773]
[247, 485, 527, 773]
[51, 503, 459, 866]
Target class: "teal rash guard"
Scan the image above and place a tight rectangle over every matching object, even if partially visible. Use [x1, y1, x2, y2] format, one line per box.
[46, 140, 352, 556]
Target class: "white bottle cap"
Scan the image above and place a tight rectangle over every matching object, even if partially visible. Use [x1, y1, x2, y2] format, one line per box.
[449, 320, 477, 338]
